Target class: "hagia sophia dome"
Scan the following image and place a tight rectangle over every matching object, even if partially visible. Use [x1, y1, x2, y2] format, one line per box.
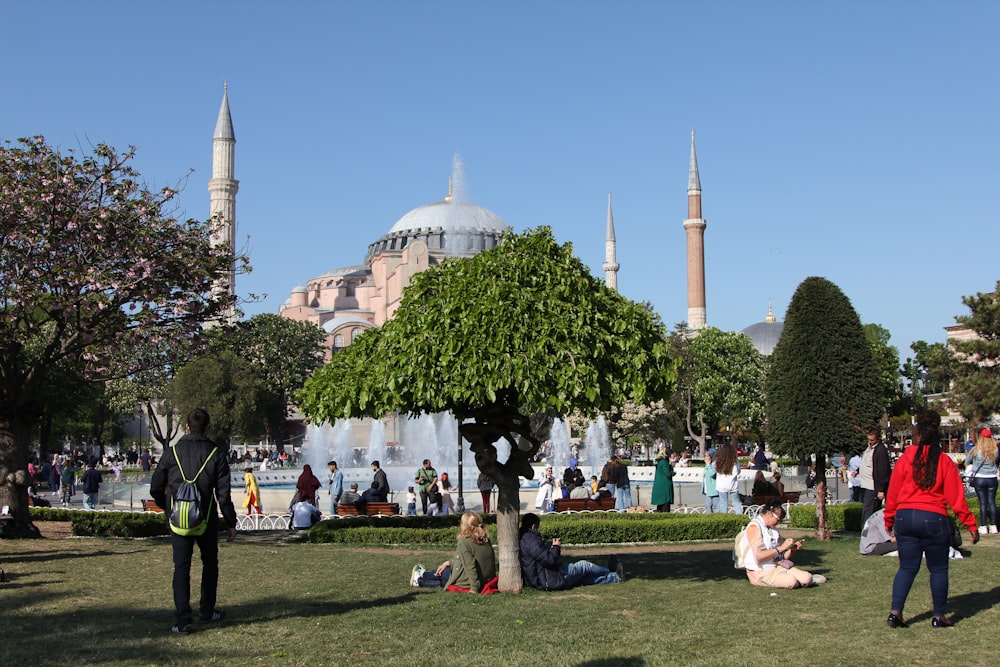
[280, 180, 511, 345]
[740, 302, 784, 356]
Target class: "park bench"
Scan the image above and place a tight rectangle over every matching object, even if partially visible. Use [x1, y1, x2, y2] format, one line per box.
[552, 495, 615, 512]
[336, 502, 400, 516]
[750, 491, 801, 506]
[143, 499, 165, 513]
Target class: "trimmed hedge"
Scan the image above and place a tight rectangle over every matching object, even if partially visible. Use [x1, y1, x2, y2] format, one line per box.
[788, 499, 986, 533]
[30, 507, 169, 537]
[307, 511, 748, 545]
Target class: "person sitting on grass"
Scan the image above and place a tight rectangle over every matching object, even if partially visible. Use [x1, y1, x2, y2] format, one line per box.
[411, 512, 498, 593]
[518, 512, 623, 590]
[739, 498, 825, 589]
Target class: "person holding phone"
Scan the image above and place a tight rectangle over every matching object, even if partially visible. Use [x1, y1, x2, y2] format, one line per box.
[740, 498, 825, 589]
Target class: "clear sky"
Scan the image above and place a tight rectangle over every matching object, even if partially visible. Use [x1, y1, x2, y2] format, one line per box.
[3, 2, 997, 362]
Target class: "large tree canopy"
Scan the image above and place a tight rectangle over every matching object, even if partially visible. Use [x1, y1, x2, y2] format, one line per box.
[947, 280, 1000, 422]
[299, 227, 676, 591]
[0, 136, 246, 536]
[681, 326, 767, 454]
[766, 277, 882, 538]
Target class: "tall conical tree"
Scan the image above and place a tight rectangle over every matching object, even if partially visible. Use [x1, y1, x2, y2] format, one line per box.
[766, 277, 882, 539]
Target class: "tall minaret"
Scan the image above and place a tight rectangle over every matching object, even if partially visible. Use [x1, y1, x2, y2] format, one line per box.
[683, 130, 707, 329]
[208, 84, 239, 324]
[602, 193, 619, 290]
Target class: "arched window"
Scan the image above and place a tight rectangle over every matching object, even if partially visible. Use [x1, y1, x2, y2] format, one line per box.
[333, 334, 344, 348]
[351, 328, 362, 342]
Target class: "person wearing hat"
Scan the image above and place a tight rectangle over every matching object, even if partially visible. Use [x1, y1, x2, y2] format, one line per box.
[702, 448, 719, 513]
[964, 428, 999, 535]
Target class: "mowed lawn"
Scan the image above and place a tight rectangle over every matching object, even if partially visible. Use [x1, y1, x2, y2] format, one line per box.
[2, 526, 999, 667]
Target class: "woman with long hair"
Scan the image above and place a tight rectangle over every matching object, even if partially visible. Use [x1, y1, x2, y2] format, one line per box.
[713, 444, 742, 515]
[964, 428, 999, 534]
[885, 410, 978, 628]
[295, 464, 322, 507]
[411, 512, 497, 593]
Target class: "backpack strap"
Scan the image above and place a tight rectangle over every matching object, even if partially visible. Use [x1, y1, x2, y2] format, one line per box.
[172, 446, 218, 484]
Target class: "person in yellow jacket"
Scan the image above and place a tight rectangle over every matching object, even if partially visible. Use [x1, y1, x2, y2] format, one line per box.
[242, 468, 262, 515]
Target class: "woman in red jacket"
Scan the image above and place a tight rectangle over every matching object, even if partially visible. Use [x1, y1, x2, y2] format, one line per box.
[885, 411, 979, 628]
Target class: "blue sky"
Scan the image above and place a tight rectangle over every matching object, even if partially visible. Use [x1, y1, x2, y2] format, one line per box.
[3, 2, 998, 362]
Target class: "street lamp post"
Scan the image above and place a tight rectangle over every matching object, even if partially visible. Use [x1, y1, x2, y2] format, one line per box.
[456, 420, 466, 513]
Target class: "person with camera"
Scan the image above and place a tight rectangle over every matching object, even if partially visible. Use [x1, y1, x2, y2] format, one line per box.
[885, 410, 978, 628]
[518, 513, 622, 590]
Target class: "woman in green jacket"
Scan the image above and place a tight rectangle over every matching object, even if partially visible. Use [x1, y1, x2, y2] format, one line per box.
[412, 512, 496, 592]
[651, 451, 679, 512]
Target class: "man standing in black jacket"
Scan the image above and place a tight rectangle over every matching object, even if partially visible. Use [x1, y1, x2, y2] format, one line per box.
[150, 408, 238, 635]
[859, 427, 891, 526]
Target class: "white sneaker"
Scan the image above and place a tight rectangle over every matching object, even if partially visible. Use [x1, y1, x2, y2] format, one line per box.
[989, 525, 998, 534]
[979, 526, 988, 535]
[410, 564, 425, 587]
[810, 574, 827, 586]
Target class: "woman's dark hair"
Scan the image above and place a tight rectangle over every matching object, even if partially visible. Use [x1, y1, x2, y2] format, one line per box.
[912, 409, 942, 490]
[714, 444, 737, 474]
[762, 497, 784, 515]
[520, 512, 540, 537]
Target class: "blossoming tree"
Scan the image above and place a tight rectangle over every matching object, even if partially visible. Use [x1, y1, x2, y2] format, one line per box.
[0, 137, 247, 536]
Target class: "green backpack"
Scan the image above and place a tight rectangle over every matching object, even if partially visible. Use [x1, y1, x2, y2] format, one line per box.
[168, 446, 217, 537]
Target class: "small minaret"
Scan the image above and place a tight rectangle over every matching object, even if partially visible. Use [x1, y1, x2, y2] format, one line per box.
[683, 130, 707, 329]
[208, 83, 239, 324]
[603, 193, 619, 290]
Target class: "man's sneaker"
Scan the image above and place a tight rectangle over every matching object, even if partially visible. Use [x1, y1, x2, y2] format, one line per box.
[170, 624, 193, 635]
[978, 526, 988, 535]
[410, 564, 425, 587]
[199, 609, 225, 622]
[989, 525, 998, 534]
[607, 555, 619, 573]
[810, 574, 827, 586]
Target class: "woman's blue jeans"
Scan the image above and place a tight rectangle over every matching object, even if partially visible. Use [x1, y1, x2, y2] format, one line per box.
[973, 476, 998, 527]
[560, 560, 619, 587]
[891, 509, 951, 617]
[718, 491, 742, 515]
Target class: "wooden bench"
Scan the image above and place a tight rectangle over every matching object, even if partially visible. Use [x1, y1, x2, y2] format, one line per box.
[553, 495, 616, 512]
[143, 499, 165, 513]
[336, 502, 400, 516]
[751, 491, 801, 506]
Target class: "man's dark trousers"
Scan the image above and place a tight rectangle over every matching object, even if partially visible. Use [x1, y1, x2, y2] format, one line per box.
[171, 522, 220, 627]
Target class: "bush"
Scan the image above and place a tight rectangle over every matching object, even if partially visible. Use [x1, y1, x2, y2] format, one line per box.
[789, 498, 985, 533]
[72, 511, 169, 538]
[307, 512, 748, 545]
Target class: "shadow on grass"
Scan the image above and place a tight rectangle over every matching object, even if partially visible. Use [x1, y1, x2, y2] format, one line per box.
[578, 545, 828, 583]
[0, 547, 147, 565]
[575, 658, 645, 667]
[0, 586, 422, 664]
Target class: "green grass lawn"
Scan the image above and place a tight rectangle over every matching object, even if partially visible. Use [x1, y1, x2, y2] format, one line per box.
[3, 530, 999, 666]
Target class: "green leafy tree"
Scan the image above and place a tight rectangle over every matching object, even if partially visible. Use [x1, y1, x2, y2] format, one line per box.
[0, 137, 246, 535]
[298, 227, 676, 592]
[766, 277, 882, 539]
[171, 349, 274, 446]
[224, 314, 327, 444]
[946, 281, 1000, 422]
[863, 323, 901, 414]
[674, 326, 767, 457]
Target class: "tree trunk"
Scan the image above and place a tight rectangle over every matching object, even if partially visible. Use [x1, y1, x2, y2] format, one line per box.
[0, 403, 42, 538]
[815, 453, 830, 541]
[494, 472, 523, 594]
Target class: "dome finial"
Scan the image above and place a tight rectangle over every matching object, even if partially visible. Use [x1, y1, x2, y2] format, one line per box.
[445, 176, 453, 202]
[765, 300, 776, 323]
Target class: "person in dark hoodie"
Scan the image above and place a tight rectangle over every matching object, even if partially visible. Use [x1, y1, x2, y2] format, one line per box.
[518, 513, 622, 590]
[150, 408, 237, 635]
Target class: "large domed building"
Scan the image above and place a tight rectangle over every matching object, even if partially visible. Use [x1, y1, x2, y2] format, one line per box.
[740, 302, 784, 355]
[279, 182, 510, 351]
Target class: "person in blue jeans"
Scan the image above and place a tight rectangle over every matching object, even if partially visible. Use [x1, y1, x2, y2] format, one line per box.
[964, 429, 999, 534]
[884, 411, 978, 628]
[518, 513, 623, 590]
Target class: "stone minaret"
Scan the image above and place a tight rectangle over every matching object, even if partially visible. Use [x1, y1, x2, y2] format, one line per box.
[683, 131, 707, 329]
[603, 193, 619, 290]
[208, 84, 239, 324]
